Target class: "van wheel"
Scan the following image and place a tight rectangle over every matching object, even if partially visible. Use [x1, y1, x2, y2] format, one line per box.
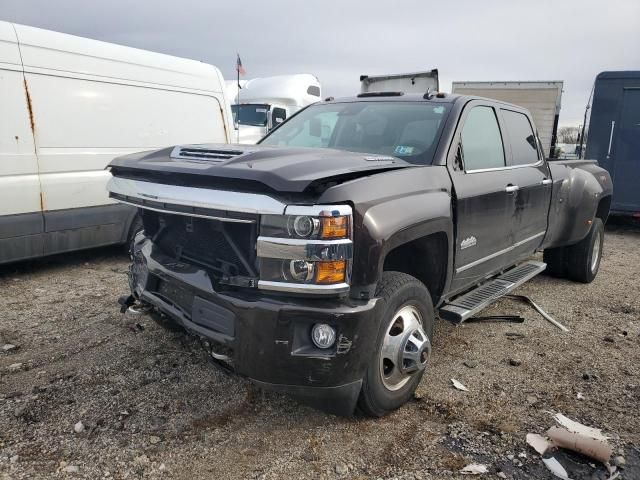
[357, 272, 434, 417]
[567, 218, 604, 283]
[543, 246, 568, 278]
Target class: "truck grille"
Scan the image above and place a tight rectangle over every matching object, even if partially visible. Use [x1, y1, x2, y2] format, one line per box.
[141, 210, 258, 283]
[171, 146, 246, 162]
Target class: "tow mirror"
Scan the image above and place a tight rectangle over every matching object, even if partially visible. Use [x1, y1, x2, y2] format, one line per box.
[270, 107, 287, 131]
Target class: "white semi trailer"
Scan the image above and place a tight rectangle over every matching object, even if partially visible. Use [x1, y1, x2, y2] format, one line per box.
[227, 74, 321, 144]
[451, 81, 563, 157]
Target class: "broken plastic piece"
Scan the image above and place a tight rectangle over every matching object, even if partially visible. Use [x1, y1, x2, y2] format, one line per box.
[547, 426, 612, 463]
[553, 413, 608, 442]
[451, 378, 469, 391]
[460, 463, 488, 475]
[547, 426, 611, 463]
[539, 413, 613, 464]
[526, 433, 552, 455]
[506, 295, 569, 332]
[542, 456, 572, 479]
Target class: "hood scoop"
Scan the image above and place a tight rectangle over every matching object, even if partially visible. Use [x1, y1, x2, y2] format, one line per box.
[171, 145, 253, 163]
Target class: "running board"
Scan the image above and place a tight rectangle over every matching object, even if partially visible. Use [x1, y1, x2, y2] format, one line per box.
[439, 261, 546, 324]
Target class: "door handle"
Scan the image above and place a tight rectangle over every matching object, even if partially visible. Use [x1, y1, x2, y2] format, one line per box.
[541, 178, 553, 186]
[505, 185, 520, 193]
[606, 120, 615, 159]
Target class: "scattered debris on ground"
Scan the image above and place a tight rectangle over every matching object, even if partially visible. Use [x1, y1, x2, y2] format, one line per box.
[1, 228, 639, 479]
[451, 378, 469, 392]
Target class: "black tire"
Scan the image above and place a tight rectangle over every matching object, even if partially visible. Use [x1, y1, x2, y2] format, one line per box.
[543, 246, 568, 278]
[357, 271, 435, 417]
[566, 218, 604, 283]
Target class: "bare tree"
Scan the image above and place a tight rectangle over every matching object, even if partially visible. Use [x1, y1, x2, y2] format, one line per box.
[558, 126, 580, 144]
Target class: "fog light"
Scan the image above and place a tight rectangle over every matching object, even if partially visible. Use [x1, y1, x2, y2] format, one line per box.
[311, 323, 336, 349]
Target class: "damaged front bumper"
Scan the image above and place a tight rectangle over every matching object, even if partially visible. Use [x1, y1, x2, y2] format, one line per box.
[129, 236, 381, 415]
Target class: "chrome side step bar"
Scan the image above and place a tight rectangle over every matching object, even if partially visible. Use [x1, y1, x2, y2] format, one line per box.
[439, 261, 547, 324]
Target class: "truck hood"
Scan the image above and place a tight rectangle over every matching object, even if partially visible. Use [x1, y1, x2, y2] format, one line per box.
[108, 143, 413, 193]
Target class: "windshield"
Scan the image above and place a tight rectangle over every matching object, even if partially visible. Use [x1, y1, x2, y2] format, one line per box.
[260, 101, 451, 164]
[231, 103, 269, 127]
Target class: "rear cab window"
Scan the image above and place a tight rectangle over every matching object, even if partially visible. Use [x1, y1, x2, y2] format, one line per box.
[501, 109, 540, 165]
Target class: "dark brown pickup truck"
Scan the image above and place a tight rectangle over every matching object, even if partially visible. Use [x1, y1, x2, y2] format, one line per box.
[108, 92, 612, 416]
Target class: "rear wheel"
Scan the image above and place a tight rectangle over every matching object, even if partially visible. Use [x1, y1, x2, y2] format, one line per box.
[567, 218, 604, 283]
[358, 272, 435, 417]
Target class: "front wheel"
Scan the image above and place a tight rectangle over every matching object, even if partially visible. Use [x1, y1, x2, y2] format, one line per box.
[358, 272, 435, 417]
[567, 218, 604, 283]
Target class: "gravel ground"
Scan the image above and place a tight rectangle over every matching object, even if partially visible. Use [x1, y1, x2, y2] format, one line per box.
[1, 223, 639, 480]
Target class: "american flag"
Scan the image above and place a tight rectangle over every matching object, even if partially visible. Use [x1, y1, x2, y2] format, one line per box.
[236, 54, 246, 76]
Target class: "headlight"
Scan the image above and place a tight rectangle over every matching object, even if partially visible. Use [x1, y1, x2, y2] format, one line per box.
[288, 259, 315, 282]
[289, 216, 319, 238]
[260, 258, 347, 285]
[261, 210, 350, 240]
[257, 204, 353, 294]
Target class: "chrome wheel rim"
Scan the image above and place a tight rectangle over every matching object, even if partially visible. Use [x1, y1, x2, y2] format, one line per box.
[379, 305, 431, 391]
[591, 230, 601, 272]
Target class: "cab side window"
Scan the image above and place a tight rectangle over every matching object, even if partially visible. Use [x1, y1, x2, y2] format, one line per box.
[461, 106, 506, 171]
[501, 109, 540, 165]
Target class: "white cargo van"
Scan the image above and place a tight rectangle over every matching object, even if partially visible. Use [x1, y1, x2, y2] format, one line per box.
[0, 22, 232, 264]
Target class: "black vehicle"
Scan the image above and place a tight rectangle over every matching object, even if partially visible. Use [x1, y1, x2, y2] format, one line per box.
[584, 71, 640, 215]
[107, 92, 612, 416]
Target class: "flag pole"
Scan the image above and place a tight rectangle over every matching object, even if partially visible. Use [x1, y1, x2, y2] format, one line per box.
[236, 54, 240, 144]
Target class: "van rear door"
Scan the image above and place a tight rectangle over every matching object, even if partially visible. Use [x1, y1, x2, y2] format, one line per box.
[611, 88, 640, 212]
[0, 22, 44, 263]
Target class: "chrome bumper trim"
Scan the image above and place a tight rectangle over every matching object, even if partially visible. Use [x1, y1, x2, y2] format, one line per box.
[256, 237, 353, 261]
[112, 198, 255, 223]
[258, 280, 351, 295]
[107, 176, 286, 215]
[285, 204, 353, 217]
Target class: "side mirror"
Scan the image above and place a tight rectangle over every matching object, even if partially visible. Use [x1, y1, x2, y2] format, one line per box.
[270, 108, 287, 131]
[309, 118, 322, 137]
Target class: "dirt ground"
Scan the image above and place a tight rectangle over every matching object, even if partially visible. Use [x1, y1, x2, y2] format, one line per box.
[1, 222, 639, 480]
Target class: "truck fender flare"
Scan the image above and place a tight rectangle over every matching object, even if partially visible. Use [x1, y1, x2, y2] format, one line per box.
[357, 190, 454, 299]
[544, 163, 612, 248]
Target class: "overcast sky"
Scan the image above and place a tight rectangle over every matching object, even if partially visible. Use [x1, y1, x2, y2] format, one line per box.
[2, 0, 638, 126]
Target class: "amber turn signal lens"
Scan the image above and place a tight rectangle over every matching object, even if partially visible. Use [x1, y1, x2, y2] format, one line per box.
[316, 260, 346, 284]
[320, 216, 349, 239]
